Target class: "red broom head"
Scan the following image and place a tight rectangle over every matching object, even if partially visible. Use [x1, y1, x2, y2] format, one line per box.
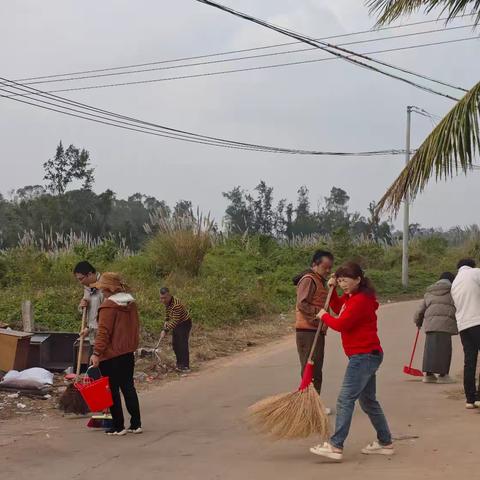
[298, 361, 314, 391]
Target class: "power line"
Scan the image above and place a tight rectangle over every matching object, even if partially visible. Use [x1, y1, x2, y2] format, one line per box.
[0, 77, 407, 156]
[15, 14, 475, 83]
[5, 36, 476, 97]
[194, 0, 466, 100]
[14, 24, 474, 87]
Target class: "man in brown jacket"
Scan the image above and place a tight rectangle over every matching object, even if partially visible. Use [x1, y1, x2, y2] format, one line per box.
[89, 272, 141, 436]
[293, 250, 341, 397]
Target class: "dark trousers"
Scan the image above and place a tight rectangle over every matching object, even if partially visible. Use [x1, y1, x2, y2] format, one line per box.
[172, 320, 192, 369]
[100, 352, 141, 431]
[296, 330, 325, 394]
[459, 325, 480, 404]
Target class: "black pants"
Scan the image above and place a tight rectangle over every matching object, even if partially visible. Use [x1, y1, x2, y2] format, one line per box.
[100, 353, 141, 431]
[459, 325, 480, 404]
[296, 330, 325, 394]
[172, 320, 192, 369]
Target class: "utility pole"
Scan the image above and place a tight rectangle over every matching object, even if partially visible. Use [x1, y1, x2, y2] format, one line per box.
[402, 106, 412, 289]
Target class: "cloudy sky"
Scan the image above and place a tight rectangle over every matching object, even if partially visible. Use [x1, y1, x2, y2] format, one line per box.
[1, 0, 479, 229]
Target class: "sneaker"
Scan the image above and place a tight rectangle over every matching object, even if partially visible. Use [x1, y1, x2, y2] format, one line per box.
[175, 367, 191, 373]
[361, 441, 394, 455]
[310, 442, 343, 461]
[436, 375, 456, 384]
[474, 401, 480, 408]
[465, 403, 478, 409]
[105, 428, 127, 436]
[422, 374, 437, 383]
[127, 427, 143, 434]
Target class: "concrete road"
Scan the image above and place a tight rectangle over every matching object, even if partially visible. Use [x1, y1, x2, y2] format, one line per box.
[1, 301, 478, 480]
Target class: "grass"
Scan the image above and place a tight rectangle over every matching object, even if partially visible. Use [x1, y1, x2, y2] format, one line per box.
[0, 230, 478, 337]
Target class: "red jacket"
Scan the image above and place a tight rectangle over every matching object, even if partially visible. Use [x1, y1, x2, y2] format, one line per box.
[321, 291, 382, 357]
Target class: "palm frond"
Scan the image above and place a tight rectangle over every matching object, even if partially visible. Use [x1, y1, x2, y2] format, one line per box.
[367, 0, 480, 26]
[377, 80, 480, 215]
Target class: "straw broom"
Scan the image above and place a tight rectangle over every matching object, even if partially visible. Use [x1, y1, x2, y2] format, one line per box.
[247, 287, 334, 441]
[58, 307, 89, 415]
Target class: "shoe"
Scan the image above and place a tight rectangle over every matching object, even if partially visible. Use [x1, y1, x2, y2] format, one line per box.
[436, 375, 456, 384]
[127, 427, 143, 434]
[105, 428, 127, 436]
[361, 441, 394, 455]
[422, 374, 437, 383]
[474, 401, 480, 408]
[175, 367, 191, 373]
[310, 442, 343, 461]
[465, 403, 478, 409]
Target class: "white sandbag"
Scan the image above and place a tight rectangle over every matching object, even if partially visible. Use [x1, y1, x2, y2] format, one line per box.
[1, 367, 54, 389]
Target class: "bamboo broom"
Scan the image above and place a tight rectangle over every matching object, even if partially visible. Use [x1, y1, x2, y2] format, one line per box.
[58, 307, 89, 415]
[247, 287, 334, 440]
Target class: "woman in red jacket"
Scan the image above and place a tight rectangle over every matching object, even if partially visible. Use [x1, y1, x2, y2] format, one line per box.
[310, 262, 393, 461]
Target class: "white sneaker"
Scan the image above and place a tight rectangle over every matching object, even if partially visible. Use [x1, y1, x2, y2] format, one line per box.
[466, 403, 478, 409]
[436, 375, 456, 384]
[310, 442, 343, 461]
[127, 427, 143, 434]
[361, 441, 394, 455]
[105, 429, 127, 436]
[422, 374, 437, 383]
[474, 401, 480, 408]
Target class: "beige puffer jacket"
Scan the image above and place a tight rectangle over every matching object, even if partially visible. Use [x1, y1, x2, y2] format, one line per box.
[414, 280, 458, 335]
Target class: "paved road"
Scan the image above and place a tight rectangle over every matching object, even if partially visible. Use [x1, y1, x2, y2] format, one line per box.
[1, 301, 478, 480]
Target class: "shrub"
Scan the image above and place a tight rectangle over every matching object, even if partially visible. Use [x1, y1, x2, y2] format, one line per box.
[146, 214, 214, 276]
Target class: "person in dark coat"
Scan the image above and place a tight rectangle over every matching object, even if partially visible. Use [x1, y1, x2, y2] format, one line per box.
[414, 272, 458, 384]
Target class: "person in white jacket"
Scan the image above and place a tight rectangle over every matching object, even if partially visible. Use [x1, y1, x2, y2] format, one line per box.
[451, 258, 480, 409]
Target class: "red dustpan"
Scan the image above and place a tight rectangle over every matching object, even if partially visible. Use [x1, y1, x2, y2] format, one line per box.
[404, 329, 423, 377]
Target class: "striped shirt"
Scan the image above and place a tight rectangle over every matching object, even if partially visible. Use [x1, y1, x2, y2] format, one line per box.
[164, 297, 191, 331]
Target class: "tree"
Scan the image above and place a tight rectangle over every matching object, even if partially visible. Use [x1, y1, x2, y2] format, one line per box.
[223, 186, 254, 234]
[173, 200, 193, 219]
[14, 185, 46, 201]
[366, 1, 480, 214]
[291, 186, 319, 237]
[318, 187, 351, 234]
[43, 142, 95, 194]
[252, 181, 275, 235]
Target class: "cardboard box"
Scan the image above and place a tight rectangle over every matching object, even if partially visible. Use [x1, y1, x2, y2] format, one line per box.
[0, 329, 33, 372]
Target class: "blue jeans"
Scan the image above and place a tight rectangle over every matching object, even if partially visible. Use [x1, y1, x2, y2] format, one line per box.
[331, 353, 392, 449]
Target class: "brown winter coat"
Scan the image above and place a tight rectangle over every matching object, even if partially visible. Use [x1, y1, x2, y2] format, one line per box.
[94, 295, 140, 362]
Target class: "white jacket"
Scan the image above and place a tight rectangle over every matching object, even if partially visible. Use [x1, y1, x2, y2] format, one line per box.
[451, 266, 480, 332]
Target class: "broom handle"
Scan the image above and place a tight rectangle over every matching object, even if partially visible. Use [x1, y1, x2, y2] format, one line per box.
[75, 307, 87, 379]
[408, 328, 421, 369]
[307, 286, 334, 364]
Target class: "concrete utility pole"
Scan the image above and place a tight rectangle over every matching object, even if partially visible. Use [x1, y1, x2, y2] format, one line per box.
[402, 106, 412, 289]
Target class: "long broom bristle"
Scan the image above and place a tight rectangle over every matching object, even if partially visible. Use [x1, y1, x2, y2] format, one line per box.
[58, 384, 90, 415]
[247, 384, 330, 440]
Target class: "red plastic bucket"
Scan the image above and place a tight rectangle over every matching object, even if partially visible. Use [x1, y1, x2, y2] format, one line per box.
[75, 376, 113, 412]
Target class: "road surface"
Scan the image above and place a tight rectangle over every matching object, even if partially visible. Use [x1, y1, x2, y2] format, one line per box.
[1, 301, 478, 480]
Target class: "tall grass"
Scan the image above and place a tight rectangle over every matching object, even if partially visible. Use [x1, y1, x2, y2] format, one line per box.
[145, 210, 216, 276]
[14, 228, 131, 257]
[1, 222, 479, 335]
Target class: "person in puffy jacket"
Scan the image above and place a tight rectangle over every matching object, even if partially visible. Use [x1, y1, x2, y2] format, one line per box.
[414, 272, 457, 384]
[89, 272, 141, 436]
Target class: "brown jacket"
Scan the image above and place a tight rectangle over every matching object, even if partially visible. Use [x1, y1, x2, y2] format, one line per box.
[294, 272, 342, 331]
[295, 272, 328, 331]
[94, 293, 140, 362]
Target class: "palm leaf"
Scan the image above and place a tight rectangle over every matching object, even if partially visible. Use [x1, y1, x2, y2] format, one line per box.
[377, 80, 480, 214]
[367, 0, 480, 26]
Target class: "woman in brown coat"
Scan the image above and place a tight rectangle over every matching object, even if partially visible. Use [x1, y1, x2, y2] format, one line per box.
[89, 272, 142, 436]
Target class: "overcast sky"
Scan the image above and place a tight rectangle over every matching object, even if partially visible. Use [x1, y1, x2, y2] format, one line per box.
[1, 0, 479, 229]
